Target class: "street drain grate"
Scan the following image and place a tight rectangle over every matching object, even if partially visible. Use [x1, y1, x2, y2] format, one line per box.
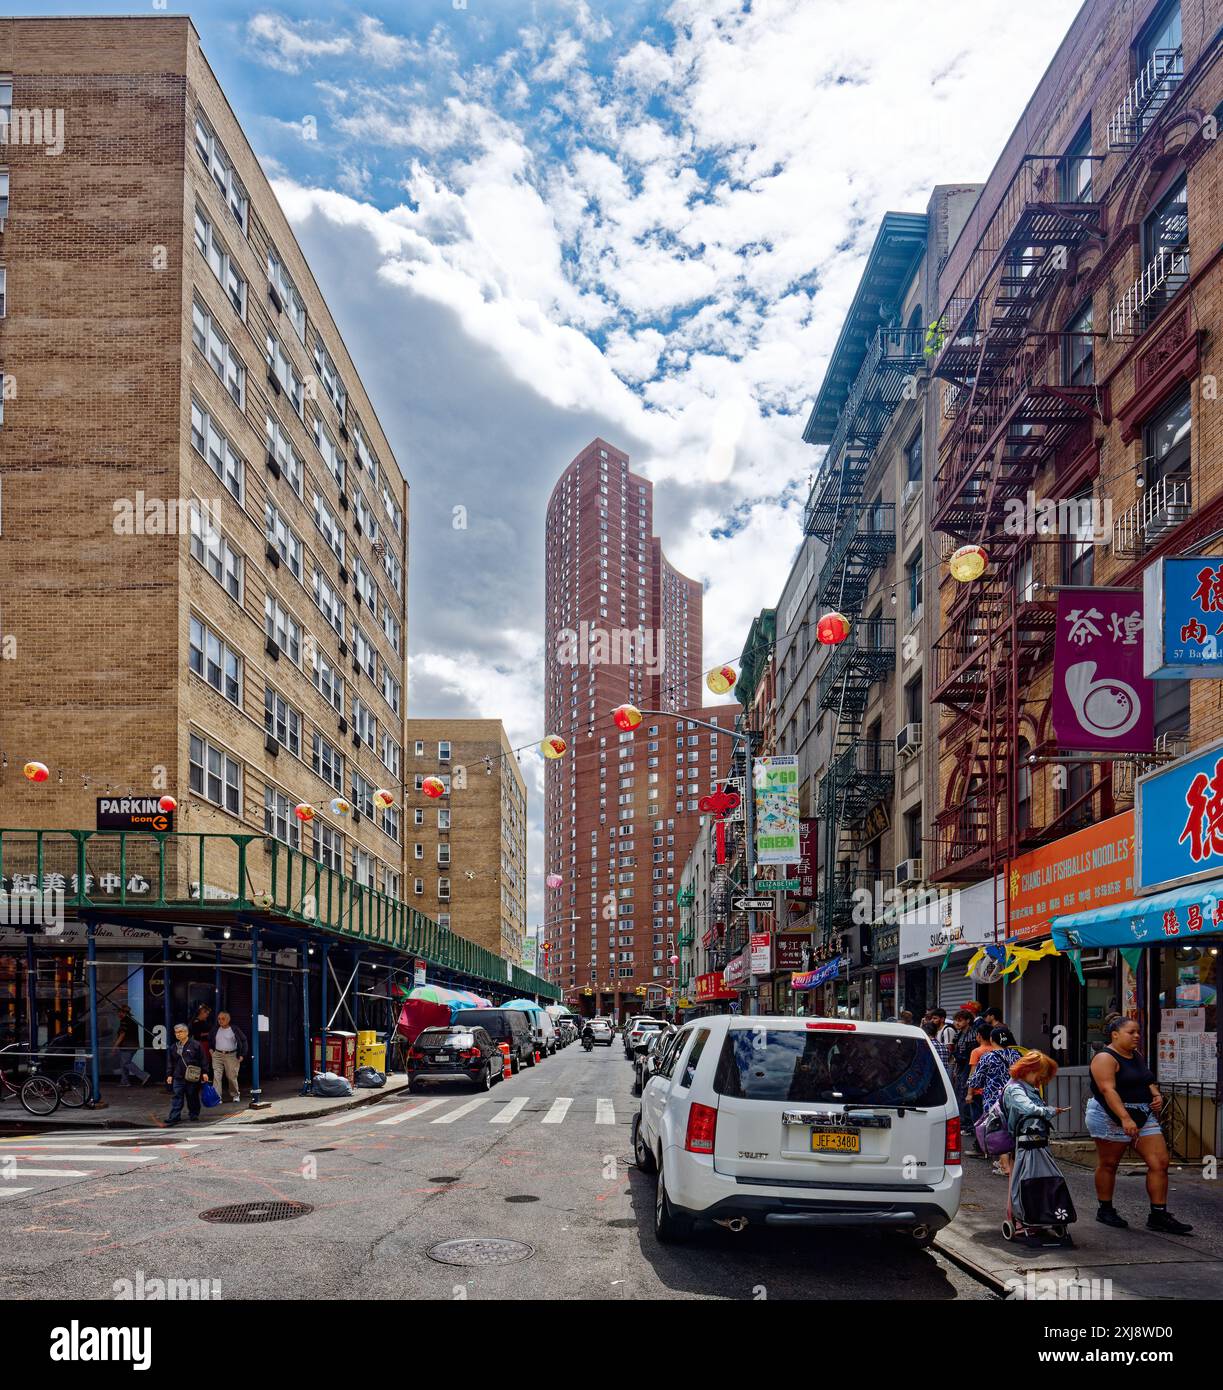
[199, 1200, 314, 1225]
[103, 1137, 181, 1148]
[427, 1238, 534, 1267]
[504, 1195, 539, 1203]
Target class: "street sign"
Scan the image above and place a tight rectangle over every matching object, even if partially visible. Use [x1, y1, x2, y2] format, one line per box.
[754, 878, 800, 891]
[96, 797, 174, 832]
[734, 896, 774, 912]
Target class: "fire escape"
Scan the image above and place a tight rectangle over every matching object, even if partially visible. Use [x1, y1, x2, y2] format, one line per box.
[805, 327, 925, 932]
[929, 154, 1106, 881]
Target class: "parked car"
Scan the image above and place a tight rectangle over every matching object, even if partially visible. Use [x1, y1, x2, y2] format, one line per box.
[624, 1015, 665, 1059]
[408, 1025, 503, 1092]
[546, 1006, 574, 1047]
[632, 1016, 962, 1245]
[588, 1018, 614, 1046]
[557, 1016, 580, 1046]
[451, 1008, 535, 1072]
[632, 1026, 675, 1096]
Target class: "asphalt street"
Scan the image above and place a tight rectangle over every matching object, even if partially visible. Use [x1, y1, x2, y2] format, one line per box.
[0, 1043, 993, 1301]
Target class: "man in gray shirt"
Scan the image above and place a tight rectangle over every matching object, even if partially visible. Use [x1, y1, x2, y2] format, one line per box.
[208, 1011, 248, 1103]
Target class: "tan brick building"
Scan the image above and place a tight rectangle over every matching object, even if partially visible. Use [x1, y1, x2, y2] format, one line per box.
[0, 16, 409, 903]
[403, 719, 528, 964]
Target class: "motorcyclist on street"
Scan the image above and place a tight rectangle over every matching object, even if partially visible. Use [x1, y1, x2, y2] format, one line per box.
[582, 1022, 595, 1051]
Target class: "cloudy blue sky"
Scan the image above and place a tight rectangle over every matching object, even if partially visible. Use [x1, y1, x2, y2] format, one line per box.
[19, 0, 1084, 933]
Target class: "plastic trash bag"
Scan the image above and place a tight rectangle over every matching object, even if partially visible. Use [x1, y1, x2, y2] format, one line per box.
[200, 1081, 221, 1108]
[311, 1071, 353, 1098]
[354, 1066, 385, 1088]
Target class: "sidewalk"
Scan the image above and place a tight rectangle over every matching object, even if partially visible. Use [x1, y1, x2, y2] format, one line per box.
[0, 1072, 411, 1131]
[937, 1146, 1223, 1299]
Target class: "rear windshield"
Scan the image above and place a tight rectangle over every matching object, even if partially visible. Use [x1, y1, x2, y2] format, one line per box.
[453, 1010, 509, 1036]
[713, 1030, 947, 1107]
[419, 1029, 473, 1047]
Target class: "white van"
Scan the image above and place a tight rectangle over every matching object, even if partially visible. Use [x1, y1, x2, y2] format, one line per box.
[522, 1006, 558, 1056]
[632, 1015, 962, 1245]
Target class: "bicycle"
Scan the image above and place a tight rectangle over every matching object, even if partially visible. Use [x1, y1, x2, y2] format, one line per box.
[0, 1043, 61, 1116]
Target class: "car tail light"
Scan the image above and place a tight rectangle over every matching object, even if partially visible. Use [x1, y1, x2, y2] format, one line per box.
[685, 1102, 718, 1154]
[409, 1049, 425, 1061]
[806, 1021, 856, 1031]
[944, 1116, 962, 1166]
[461, 1047, 481, 1060]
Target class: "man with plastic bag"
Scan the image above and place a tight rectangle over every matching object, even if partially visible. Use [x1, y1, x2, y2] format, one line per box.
[1000, 1050, 1075, 1246]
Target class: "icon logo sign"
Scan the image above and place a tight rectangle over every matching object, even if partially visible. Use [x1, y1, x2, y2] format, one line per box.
[1052, 589, 1153, 753]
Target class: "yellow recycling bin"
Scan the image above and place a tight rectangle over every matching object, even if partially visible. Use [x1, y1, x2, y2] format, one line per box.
[357, 1042, 386, 1073]
[357, 1030, 378, 1050]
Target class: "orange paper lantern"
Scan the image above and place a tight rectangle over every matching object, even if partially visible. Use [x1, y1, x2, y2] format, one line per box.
[422, 776, 446, 799]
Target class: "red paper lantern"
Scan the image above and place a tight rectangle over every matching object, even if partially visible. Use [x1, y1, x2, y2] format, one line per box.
[23, 761, 50, 783]
[422, 776, 446, 799]
[158, 795, 177, 814]
[294, 802, 317, 823]
[546, 873, 563, 889]
[816, 611, 850, 645]
[612, 703, 642, 732]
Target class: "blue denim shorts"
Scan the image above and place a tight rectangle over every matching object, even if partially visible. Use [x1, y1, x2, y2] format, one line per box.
[1085, 1096, 1161, 1142]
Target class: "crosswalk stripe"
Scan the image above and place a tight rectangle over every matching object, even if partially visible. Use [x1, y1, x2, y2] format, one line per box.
[2, 1167, 90, 1177]
[20, 1154, 159, 1164]
[542, 1097, 572, 1125]
[0, 1188, 33, 1197]
[316, 1109, 383, 1128]
[489, 1097, 530, 1124]
[596, 1099, 615, 1125]
[430, 1097, 489, 1124]
[375, 1098, 448, 1126]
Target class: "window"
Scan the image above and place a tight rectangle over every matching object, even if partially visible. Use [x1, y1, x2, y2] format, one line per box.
[193, 205, 246, 316]
[906, 546, 923, 615]
[267, 246, 306, 341]
[0, 170, 8, 222]
[351, 770, 374, 817]
[311, 647, 344, 714]
[379, 667, 401, 715]
[191, 299, 245, 407]
[264, 687, 301, 756]
[438, 878, 451, 901]
[380, 732, 400, 779]
[414, 877, 424, 896]
[313, 338, 347, 420]
[189, 732, 241, 814]
[1144, 386, 1191, 488]
[352, 847, 373, 886]
[382, 546, 403, 598]
[352, 422, 378, 479]
[381, 805, 400, 843]
[380, 476, 403, 537]
[264, 593, 302, 664]
[354, 626, 376, 680]
[438, 808, 451, 830]
[265, 501, 303, 580]
[312, 733, 343, 792]
[0, 264, 6, 318]
[1061, 760, 1094, 832]
[193, 112, 248, 231]
[1064, 299, 1094, 386]
[190, 399, 244, 502]
[1154, 679, 1189, 742]
[352, 697, 376, 750]
[313, 822, 342, 872]
[414, 842, 424, 860]
[1061, 490, 1095, 586]
[266, 331, 304, 415]
[189, 502, 242, 602]
[1143, 176, 1188, 274]
[1061, 119, 1094, 203]
[264, 786, 301, 849]
[1016, 738, 1032, 833]
[382, 605, 402, 654]
[904, 805, 923, 860]
[904, 673, 922, 726]
[354, 557, 378, 611]
[905, 428, 923, 483]
[313, 492, 345, 563]
[437, 844, 451, 867]
[414, 740, 425, 756]
[1138, 0, 1182, 72]
[314, 417, 346, 489]
[188, 615, 241, 705]
[265, 414, 304, 497]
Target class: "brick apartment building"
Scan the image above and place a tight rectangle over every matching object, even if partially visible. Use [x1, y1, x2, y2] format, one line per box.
[403, 719, 528, 964]
[542, 439, 740, 1018]
[928, 0, 1222, 1071]
[0, 16, 409, 901]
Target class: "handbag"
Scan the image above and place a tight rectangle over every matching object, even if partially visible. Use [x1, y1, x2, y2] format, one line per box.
[974, 1101, 1015, 1156]
[184, 1064, 202, 1083]
[200, 1081, 220, 1107]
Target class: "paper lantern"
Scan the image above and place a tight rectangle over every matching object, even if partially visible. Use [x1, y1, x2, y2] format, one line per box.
[421, 776, 446, 799]
[158, 794, 177, 814]
[294, 802, 317, 823]
[949, 543, 988, 583]
[23, 761, 49, 783]
[253, 893, 274, 909]
[611, 703, 642, 732]
[705, 665, 735, 695]
[816, 611, 850, 645]
[329, 797, 351, 817]
[373, 788, 395, 810]
[546, 873, 563, 889]
[541, 734, 567, 759]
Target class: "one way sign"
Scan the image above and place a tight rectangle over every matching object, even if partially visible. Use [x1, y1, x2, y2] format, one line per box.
[733, 896, 774, 912]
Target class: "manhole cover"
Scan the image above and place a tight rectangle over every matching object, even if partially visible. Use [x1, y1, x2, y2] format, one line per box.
[504, 1194, 539, 1203]
[199, 1201, 314, 1225]
[427, 1238, 534, 1267]
[103, 1137, 181, 1148]
[429, 1176, 459, 1184]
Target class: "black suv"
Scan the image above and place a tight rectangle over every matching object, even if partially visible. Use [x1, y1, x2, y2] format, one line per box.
[451, 1008, 536, 1073]
[408, 1025, 503, 1091]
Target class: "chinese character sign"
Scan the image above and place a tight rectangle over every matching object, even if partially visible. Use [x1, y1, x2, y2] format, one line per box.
[1136, 737, 1223, 891]
[753, 755, 799, 863]
[1144, 556, 1223, 679]
[1052, 588, 1153, 753]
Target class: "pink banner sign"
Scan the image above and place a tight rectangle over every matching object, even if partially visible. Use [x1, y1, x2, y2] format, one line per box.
[1052, 588, 1153, 754]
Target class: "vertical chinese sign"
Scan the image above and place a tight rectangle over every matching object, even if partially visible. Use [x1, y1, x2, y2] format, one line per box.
[1135, 736, 1223, 894]
[1052, 588, 1154, 753]
[753, 755, 800, 864]
[1144, 556, 1223, 678]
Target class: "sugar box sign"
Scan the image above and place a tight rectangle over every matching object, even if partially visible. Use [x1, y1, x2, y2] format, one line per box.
[1136, 735, 1223, 893]
[1144, 556, 1223, 679]
[1052, 588, 1153, 754]
[753, 755, 800, 864]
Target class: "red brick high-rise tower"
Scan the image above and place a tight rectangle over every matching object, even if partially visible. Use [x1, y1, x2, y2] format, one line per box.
[543, 439, 739, 1017]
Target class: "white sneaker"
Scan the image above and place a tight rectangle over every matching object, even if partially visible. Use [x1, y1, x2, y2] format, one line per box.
[231, 1095, 241, 1103]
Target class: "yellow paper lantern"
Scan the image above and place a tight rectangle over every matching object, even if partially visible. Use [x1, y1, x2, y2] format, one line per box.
[541, 734, 567, 759]
[372, 788, 395, 810]
[949, 543, 988, 583]
[705, 665, 735, 695]
[23, 761, 50, 783]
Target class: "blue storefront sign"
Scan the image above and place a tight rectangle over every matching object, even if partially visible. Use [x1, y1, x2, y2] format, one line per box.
[791, 958, 841, 991]
[1144, 555, 1223, 678]
[1135, 736, 1223, 893]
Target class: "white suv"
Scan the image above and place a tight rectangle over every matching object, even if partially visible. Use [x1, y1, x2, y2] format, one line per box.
[588, 1018, 614, 1046]
[632, 1016, 962, 1245]
[624, 1016, 664, 1057]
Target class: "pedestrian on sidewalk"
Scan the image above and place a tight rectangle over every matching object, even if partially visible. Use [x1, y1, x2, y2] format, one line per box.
[948, 1009, 976, 1135]
[1088, 1015, 1192, 1235]
[929, 1008, 956, 1052]
[165, 1024, 205, 1125]
[188, 1002, 214, 1072]
[922, 1018, 952, 1072]
[968, 1027, 1023, 1175]
[966, 1017, 997, 1153]
[209, 1011, 248, 1103]
[111, 1005, 150, 1087]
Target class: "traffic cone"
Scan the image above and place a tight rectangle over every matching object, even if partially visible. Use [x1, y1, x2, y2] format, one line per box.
[534, 1050, 541, 1064]
[499, 1043, 512, 1079]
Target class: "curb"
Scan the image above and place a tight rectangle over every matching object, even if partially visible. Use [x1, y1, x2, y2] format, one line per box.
[934, 1232, 1009, 1295]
